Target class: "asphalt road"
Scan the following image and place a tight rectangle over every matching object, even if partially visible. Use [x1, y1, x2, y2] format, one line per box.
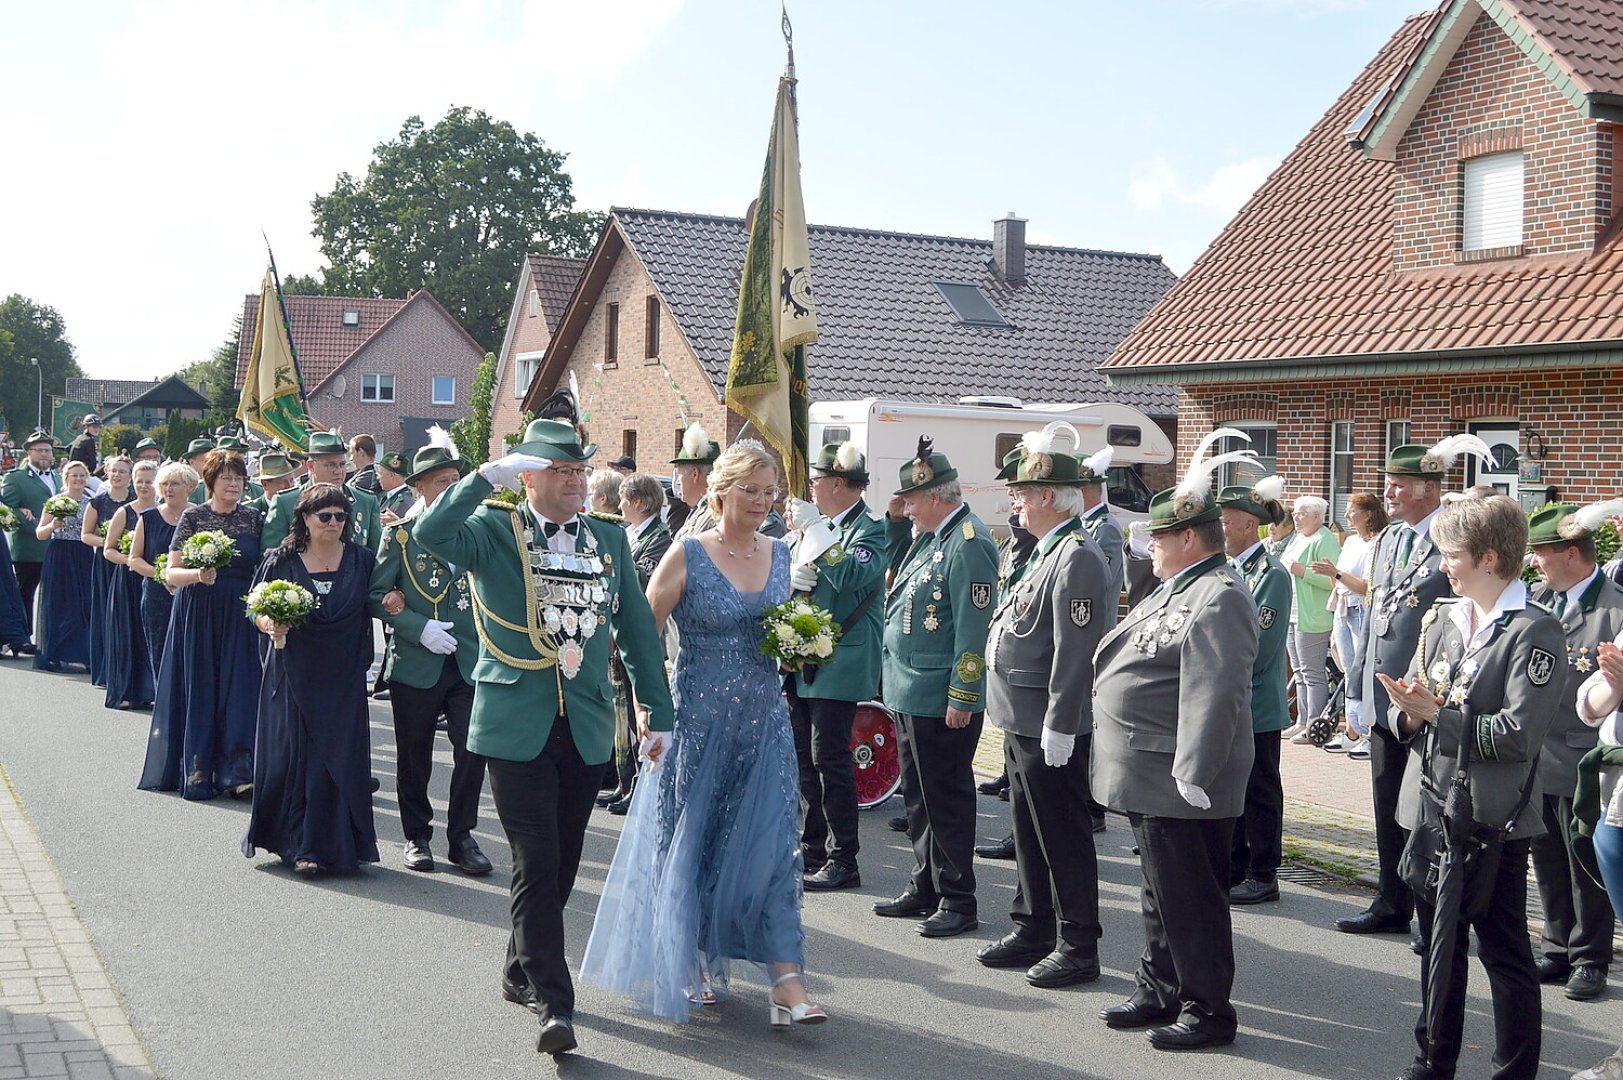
[0, 658, 1617, 1080]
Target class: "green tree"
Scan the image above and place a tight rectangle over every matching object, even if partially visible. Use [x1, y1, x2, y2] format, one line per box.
[100, 424, 143, 456]
[0, 295, 83, 438]
[306, 106, 602, 350]
[450, 352, 498, 469]
[278, 273, 326, 296]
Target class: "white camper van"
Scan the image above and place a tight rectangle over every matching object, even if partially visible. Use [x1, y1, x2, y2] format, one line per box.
[807, 397, 1174, 531]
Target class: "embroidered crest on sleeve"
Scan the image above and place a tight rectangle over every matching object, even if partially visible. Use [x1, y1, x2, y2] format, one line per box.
[970, 582, 992, 609]
[956, 653, 986, 683]
[1258, 606, 1277, 629]
[1070, 598, 1092, 627]
[1527, 647, 1556, 687]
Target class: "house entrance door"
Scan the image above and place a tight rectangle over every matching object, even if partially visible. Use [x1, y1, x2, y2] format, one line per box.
[1467, 423, 1519, 498]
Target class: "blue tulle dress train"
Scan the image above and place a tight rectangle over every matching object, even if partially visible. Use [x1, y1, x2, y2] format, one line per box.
[581, 537, 804, 1022]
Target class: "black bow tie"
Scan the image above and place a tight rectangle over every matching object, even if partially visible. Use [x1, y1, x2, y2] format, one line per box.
[542, 519, 579, 538]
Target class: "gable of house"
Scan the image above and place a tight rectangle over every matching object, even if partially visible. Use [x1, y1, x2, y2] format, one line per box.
[489, 253, 586, 456]
[234, 295, 406, 391]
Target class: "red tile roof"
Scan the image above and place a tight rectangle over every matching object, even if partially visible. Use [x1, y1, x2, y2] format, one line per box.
[1503, 0, 1623, 97]
[235, 295, 406, 389]
[1103, 6, 1623, 376]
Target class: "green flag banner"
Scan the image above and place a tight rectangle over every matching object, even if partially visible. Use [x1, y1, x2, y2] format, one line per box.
[725, 76, 818, 500]
[238, 263, 312, 450]
[51, 399, 98, 446]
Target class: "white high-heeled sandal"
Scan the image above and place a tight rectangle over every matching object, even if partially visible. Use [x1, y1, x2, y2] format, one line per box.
[768, 971, 828, 1027]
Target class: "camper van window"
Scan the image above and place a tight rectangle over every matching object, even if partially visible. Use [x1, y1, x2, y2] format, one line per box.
[1107, 425, 1142, 447]
[994, 434, 1021, 468]
[1107, 466, 1152, 514]
[821, 427, 851, 446]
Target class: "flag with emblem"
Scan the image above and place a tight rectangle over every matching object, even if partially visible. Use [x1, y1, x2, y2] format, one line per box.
[725, 75, 818, 500]
[237, 252, 312, 450]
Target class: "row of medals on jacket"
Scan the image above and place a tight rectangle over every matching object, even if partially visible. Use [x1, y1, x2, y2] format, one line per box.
[521, 521, 613, 680]
[901, 550, 947, 634]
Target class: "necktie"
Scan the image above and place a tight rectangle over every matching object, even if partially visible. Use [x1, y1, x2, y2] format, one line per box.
[1396, 526, 1415, 571]
[1554, 591, 1568, 618]
[542, 520, 579, 538]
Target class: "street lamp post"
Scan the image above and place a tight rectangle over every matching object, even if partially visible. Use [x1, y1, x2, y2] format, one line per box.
[28, 358, 43, 430]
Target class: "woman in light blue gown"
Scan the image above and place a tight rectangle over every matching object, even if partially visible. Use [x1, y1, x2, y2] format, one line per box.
[582, 442, 826, 1027]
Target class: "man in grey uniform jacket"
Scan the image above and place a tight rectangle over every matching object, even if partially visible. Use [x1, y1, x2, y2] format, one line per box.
[1091, 433, 1259, 1051]
[976, 426, 1113, 989]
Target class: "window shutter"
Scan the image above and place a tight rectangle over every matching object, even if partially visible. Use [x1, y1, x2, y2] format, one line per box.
[1462, 152, 1523, 250]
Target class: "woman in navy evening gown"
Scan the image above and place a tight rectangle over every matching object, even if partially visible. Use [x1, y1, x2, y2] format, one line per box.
[32, 461, 94, 673]
[81, 456, 134, 687]
[0, 524, 31, 658]
[126, 463, 193, 684]
[139, 451, 265, 800]
[243, 483, 378, 876]
[101, 460, 157, 709]
[581, 442, 825, 1026]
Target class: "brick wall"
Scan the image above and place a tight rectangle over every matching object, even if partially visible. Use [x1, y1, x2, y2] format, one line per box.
[1175, 367, 1623, 510]
[1392, 11, 1612, 271]
[490, 278, 556, 457]
[308, 300, 484, 456]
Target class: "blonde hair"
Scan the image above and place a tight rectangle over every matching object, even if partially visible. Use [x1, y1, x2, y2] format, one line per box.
[155, 462, 199, 492]
[1430, 493, 1527, 581]
[132, 460, 158, 479]
[62, 460, 89, 480]
[707, 442, 778, 515]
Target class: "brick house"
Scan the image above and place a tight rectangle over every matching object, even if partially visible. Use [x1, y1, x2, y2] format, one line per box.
[488, 253, 586, 459]
[1102, 0, 1623, 522]
[520, 208, 1179, 480]
[235, 291, 485, 457]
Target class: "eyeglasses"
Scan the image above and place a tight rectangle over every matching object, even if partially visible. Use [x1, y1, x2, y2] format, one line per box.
[735, 484, 782, 501]
[313, 511, 349, 524]
[551, 466, 590, 480]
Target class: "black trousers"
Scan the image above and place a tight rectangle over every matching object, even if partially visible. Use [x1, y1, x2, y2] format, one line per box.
[1412, 839, 1540, 1080]
[1006, 731, 1100, 955]
[486, 713, 600, 1021]
[1231, 731, 1284, 885]
[389, 656, 484, 846]
[1532, 793, 1617, 970]
[371, 622, 392, 695]
[1128, 813, 1238, 1038]
[787, 685, 860, 869]
[1369, 722, 1415, 921]
[13, 559, 40, 636]
[896, 710, 981, 914]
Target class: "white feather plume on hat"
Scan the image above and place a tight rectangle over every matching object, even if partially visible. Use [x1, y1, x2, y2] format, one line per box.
[1174, 428, 1255, 505]
[1251, 475, 1285, 503]
[1570, 497, 1623, 536]
[1020, 421, 1081, 456]
[681, 423, 711, 459]
[1079, 445, 1113, 479]
[426, 424, 458, 457]
[833, 441, 863, 472]
[1422, 433, 1498, 473]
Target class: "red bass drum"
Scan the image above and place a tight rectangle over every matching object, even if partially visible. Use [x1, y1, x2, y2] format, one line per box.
[851, 700, 902, 809]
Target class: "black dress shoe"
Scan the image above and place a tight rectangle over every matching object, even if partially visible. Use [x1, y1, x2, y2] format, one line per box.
[1396, 1064, 1439, 1080]
[1229, 879, 1280, 906]
[976, 932, 1054, 969]
[975, 835, 1016, 860]
[607, 791, 633, 815]
[998, 786, 1010, 802]
[368, 776, 382, 794]
[1091, 815, 1107, 834]
[1410, 934, 1427, 956]
[536, 1015, 577, 1056]
[1026, 951, 1101, 988]
[448, 839, 492, 876]
[803, 863, 861, 891]
[371, 688, 391, 701]
[1536, 956, 1573, 983]
[1334, 909, 1410, 934]
[1146, 1022, 1234, 1051]
[1565, 965, 1607, 1001]
[916, 909, 978, 938]
[13, 643, 37, 657]
[1100, 1000, 1180, 1029]
[596, 787, 624, 807]
[873, 892, 936, 918]
[978, 775, 1009, 796]
[404, 839, 435, 872]
[502, 978, 540, 1014]
[887, 815, 908, 832]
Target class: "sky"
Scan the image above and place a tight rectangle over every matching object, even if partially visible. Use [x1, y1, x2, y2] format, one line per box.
[0, 0, 1433, 383]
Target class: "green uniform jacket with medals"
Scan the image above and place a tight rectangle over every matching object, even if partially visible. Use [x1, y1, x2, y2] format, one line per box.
[378, 484, 416, 520]
[413, 471, 675, 764]
[1532, 572, 1623, 793]
[630, 516, 672, 588]
[1091, 553, 1259, 818]
[1237, 544, 1293, 733]
[1391, 595, 1565, 840]
[985, 518, 1111, 739]
[369, 510, 476, 688]
[881, 504, 1000, 716]
[261, 482, 382, 553]
[792, 499, 887, 703]
[1, 466, 60, 563]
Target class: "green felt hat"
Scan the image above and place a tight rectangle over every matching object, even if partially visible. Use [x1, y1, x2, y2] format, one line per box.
[405, 445, 470, 484]
[306, 430, 347, 457]
[1148, 428, 1260, 533]
[133, 438, 162, 457]
[894, 436, 958, 495]
[670, 423, 720, 466]
[1148, 487, 1221, 532]
[22, 429, 53, 449]
[1527, 500, 1623, 546]
[812, 441, 867, 482]
[1001, 447, 1087, 486]
[256, 453, 296, 481]
[185, 438, 214, 458]
[1217, 475, 1286, 523]
[213, 434, 248, 452]
[378, 451, 408, 474]
[513, 417, 595, 462]
[1385, 434, 1500, 478]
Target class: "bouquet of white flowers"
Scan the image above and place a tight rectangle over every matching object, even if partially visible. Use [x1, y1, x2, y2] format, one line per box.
[243, 579, 319, 650]
[117, 531, 134, 556]
[759, 597, 842, 672]
[0, 503, 15, 531]
[180, 530, 236, 576]
[152, 553, 171, 587]
[43, 495, 80, 521]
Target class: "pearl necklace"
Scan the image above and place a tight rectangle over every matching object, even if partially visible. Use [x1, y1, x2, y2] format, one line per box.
[716, 530, 759, 560]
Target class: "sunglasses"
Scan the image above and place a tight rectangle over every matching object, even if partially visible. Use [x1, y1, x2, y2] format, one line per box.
[312, 511, 349, 524]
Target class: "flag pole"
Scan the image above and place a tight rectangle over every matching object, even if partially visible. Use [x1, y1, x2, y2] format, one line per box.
[260, 232, 309, 407]
[781, 2, 796, 81]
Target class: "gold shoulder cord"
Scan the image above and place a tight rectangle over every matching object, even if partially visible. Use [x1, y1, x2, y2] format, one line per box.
[400, 531, 451, 618]
[462, 508, 565, 708]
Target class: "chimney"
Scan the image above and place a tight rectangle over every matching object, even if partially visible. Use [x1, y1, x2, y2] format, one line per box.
[992, 212, 1027, 286]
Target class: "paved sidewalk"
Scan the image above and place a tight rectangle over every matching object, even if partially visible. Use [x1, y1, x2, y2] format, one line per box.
[0, 765, 156, 1080]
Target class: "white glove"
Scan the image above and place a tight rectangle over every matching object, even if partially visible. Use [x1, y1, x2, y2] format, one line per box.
[1040, 728, 1075, 768]
[1127, 520, 1152, 559]
[1176, 779, 1211, 810]
[785, 497, 822, 532]
[479, 452, 553, 491]
[419, 619, 458, 655]
[790, 562, 818, 592]
[639, 730, 673, 770]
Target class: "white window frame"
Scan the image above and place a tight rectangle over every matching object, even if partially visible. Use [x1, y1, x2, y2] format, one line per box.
[513, 351, 543, 400]
[1386, 419, 1411, 458]
[431, 375, 456, 406]
[1328, 420, 1355, 527]
[1462, 152, 1524, 251]
[528, 289, 539, 318]
[361, 373, 395, 403]
[1219, 423, 1276, 488]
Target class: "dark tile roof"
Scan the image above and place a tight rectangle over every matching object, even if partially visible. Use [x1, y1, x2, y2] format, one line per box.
[613, 208, 1179, 416]
[102, 376, 209, 418]
[1103, 9, 1623, 375]
[63, 378, 163, 407]
[234, 295, 407, 389]
[528, 254, 587, 331]
[1503, 0, 1623, 97]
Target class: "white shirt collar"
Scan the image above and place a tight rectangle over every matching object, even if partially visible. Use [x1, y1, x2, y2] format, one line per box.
[936, 503, 968, 536]
[1410, 505, 1442, 541]
[1448, 578, 1527, 649]
[1234, 540, 1265, 566]
[625, 515, 650, 542]
[830, 500, 863, 528]
[1083, 501, 1109, 521]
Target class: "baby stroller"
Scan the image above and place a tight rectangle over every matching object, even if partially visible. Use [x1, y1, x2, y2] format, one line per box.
[1304, 651, 1346, 747]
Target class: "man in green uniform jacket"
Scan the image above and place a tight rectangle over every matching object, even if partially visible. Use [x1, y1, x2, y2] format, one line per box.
[0, 429, 59, 642]
[873, 438, 999, 939]
[262, 431, 381, 552]
[414, 416, 674, 1058]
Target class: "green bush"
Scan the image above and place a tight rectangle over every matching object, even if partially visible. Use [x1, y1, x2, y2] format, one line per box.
[100, 424, 142, 457]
